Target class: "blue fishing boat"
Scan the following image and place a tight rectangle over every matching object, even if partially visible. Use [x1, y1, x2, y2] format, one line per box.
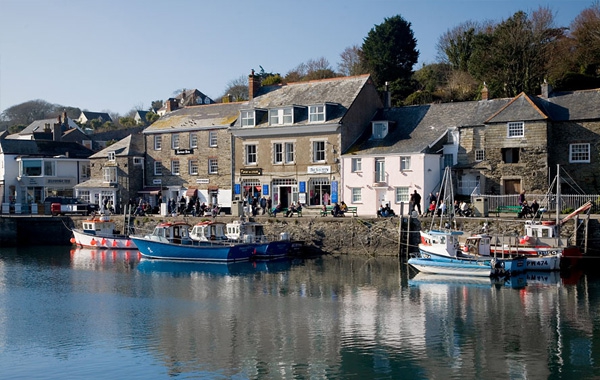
[225, 219, 292, 259]
[130, 221, 256, 262]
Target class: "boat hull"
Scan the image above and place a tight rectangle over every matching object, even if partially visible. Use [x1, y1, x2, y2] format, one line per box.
[254, 240, 292, 260]
[130, 236, 255, 262]
[408, 256, 493, 277]
[72, 229, 137, 249]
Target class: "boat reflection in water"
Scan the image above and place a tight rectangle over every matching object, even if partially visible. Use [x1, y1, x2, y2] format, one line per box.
[137, 257, 292, 277]
[70, 247, 141, 270]
[409, 272, 527, 289]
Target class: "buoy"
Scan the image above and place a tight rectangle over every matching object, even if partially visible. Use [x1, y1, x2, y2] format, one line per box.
[90, 239, 97, 246]
[463, 246, 469, 252]
[112, 240, 118, 247]
[70, 237, 76, 244]
[101, 238, 107, 246]
[126, 240, 131, 247]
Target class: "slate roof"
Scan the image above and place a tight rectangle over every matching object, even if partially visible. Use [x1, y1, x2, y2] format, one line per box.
[235, 75, 374, 128]
[79, 111, 112, 122]
[19, 117, 81, 135]
[144, 102, 246, 133]
[89, 134, 144, 159]
[0, 139, 93, 158]
[348, 99, 510, 155]
[533, 88, 600, 121]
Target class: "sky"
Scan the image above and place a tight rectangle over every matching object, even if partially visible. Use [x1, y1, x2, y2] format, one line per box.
[0, 0, 595, 117]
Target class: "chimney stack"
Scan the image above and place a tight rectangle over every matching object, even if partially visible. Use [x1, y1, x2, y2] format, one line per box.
[541, 79, 552, 99]
[166, 98, 178, 112]
[248, 69, 260, 100]
[481, 82, 489, 101]
[53, 122, 61, 141]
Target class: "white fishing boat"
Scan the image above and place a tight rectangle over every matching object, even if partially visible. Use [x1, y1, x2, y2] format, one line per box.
[71, 213, 137, 249]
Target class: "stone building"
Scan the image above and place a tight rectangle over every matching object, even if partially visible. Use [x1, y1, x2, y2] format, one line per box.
[143, 102, 245, 212]
[229, 72, 383, 210]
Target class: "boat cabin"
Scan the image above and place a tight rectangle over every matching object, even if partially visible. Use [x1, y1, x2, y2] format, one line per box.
[463, 235, 492, 257]
[148, 221, 192, 244]
[82, 215, 117, 236]
[225, 220, 267, 243]
[189, 221, 228, 242]
[420, 230, 463, 258]
[525, 221, 559, 239]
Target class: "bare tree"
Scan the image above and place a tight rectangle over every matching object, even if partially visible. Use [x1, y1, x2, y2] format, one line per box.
[338, 45, 366, 76]
[220, 75, 249, 101]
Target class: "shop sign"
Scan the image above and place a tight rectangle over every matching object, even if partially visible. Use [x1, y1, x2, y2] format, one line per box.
[196, 178, 210, 184]
[175, 149, 193, 155]
[240, 168, 262, 176]
[307, 166, 331, 174]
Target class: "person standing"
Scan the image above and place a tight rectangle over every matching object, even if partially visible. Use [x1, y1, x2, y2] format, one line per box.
[411, 190, 422, 215]
[519, 190, 526, 206]
[260, 196, 267, 215]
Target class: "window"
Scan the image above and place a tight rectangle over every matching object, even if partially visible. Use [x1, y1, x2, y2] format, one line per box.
[190, 132, 198, 148]
[154, 135, 162, 150]
[103, 167, 117, 183]
[375, 158, 385, 182]
[107, 151, 115, 161]
[274, 143, 283, 164]
[208, 131, 217, 147]
[154, 161, 162, 176]
[285, 142, 294, 163]
[475, 149, 485, 161]
[208, 158, 218, 174]
[502, 148, 520, 163]
[171, 160, 180, 175]
[245, 144, 257, 165]
[309, 105, 325, 122]
[352, 188, 362, 203]
[372, 122, 388, 139]
[133, 157, 143, 165]
[21, 160, 41, 176]
[313, 141, 325, 162]
[400, 156, 411, 171]
[80, 163, 91, 179]
[351, 158, 362, 172]
[507, 122, 524, 138]
[396, 187, 409, 203]
[43, 161, 55, 176]
[241, 110, 255, 127]
[269, 108, 293, 125]
[172, 133, 180, 149]
[570, 143, 590, 163]
[189, 160, 199, 175]
[78, 190, 91, 203]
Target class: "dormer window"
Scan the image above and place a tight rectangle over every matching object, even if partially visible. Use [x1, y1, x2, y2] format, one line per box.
[241, 110, 255, 127]
[107, 151, 116, 161]
[309, 105, 325, 122]
[269, 108, 293, 125]
[372, 122, 389, 139]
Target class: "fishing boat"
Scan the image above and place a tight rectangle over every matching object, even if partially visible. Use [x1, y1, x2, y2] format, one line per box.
[409, 167, 526, 277]
[129, 221, 256, 262]
[189, 221, 229, 242]
[71, 213, 137, 249]
[225, 219, 292, 259]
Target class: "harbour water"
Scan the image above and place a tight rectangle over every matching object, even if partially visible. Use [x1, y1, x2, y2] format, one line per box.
[0, 245, 599, 379]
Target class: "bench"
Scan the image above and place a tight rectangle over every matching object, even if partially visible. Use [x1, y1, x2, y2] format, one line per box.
[320, 205, 358, 217]
[492, 205, 521, 217]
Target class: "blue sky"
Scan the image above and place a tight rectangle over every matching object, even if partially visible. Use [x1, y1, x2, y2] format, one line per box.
[0, 0, 594, 116]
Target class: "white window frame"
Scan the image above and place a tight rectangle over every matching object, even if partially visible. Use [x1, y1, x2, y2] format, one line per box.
[133, 157, 143, 166]
[154, 161, 162, 176]
[189, 160, 199, 175]
[245, 144, 257, 165]
[400, 156, 411, 171]
[395, 187, 409, 203]
[269, 108, 293, 125]
[313, 141, 326, 162]
[273, 143, 283, 164]
[190, 132, 198, 148]
[154, 135, 162, 150]
[208, 131, 217, 147]
[569, 143, 590, 163]
[208, 158, 218, 174]
[372, 122, 388, 139]
[241, 110, 255, 127]
[475, 149, 485, 162]
[309, 105, 325, 122]
[171, 160, 180, 175]
[375, 158, 385, 182]
[351, 158, 362, 172]
[285, 142, 294, 163]
[107, 151, 116, 161]
[351, 188, 362, 203]
[172, 133, 180, 149]
[103, 167, 117, 183]
[507, 122, 524, 138]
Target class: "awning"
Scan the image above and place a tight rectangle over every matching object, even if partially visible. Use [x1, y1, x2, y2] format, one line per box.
[207, 185, 219, 191]
[186, 188, 198, 197]
[139, 186, 162, 195]
[255, 186, 261, 192]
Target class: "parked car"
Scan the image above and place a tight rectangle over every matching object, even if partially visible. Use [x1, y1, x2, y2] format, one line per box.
[44, 197, 99, 216]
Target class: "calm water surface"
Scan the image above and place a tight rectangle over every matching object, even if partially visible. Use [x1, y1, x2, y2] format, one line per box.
[0, 245, 599, 379]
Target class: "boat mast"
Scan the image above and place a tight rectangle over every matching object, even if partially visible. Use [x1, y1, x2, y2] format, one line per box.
[556, 164, 560, 226]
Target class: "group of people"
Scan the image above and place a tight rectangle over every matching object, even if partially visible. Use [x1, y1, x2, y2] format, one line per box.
[377, 203, 396, 217]
[518, 191, 541, 219]
[327, 201, 348, 217]
[271, 201, 302, 217]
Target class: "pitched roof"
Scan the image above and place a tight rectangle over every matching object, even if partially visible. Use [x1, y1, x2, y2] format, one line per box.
[0, 139, 93, 158]
[144, 102, 246, 133]
[89, 134, 144, 159]
[347, 99, 510, 155]
[239, 75, 375, 127]
[533, 88, 600, 121]
[486, 93, 548, 123]
[19, 117, 82, 135]
[79, 111, 112, 122]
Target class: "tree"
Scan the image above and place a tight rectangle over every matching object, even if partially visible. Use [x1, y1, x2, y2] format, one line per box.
[284, 58, 337, 82]
[338, 45, 367, 76]
[570, 3, 600, 76]
[118, 117, 137, 128]
[220, 75, 248, 102]
[1, 99, 79, 127]
[361, 15, 419, 102]
[151, 100, 164, 111]
[145, 112, 159, 124]
[436, 21, 482, 72]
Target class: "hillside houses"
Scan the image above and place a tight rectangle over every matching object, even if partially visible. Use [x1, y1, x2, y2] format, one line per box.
[4, 76, 600, 217]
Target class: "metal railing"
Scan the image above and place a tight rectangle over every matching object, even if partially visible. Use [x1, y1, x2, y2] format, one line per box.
[470, 194, 600, 214]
